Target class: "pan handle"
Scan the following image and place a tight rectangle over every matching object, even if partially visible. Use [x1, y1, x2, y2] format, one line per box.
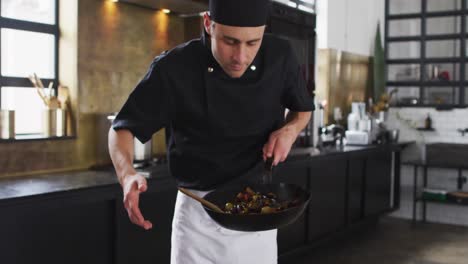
[262, 157, 274, 184]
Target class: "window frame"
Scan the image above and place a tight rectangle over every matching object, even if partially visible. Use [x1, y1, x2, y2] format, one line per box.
[385, 0, 467, 108]
[0, 0, 60, 108]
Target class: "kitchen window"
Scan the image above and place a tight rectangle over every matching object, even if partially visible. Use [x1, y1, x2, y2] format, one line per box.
[0, 0, 59, 137]
[385, 0, 467, 107]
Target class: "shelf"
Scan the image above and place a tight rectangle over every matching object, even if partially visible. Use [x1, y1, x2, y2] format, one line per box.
[416, 196, 468, 206]
[387, 81, 464, 87]
[0, 135, 75, 143]
[416, 127, 435, 131]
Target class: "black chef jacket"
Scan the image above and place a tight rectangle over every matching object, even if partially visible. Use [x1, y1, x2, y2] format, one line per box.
[113, 32, 315, 190]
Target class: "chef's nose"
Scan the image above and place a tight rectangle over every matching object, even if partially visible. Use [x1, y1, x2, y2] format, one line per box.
[233, 44, 248, 65]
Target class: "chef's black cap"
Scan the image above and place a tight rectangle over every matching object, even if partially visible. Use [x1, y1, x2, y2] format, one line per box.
[209, 0, 271, 27]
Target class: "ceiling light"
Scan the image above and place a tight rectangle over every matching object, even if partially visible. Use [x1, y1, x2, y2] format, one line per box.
[162, 9, 171, 14]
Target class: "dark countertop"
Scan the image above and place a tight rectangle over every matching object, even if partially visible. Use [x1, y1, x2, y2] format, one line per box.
[0, 165, 171, 201]
[0, 142, 412, 202]
[288, 141, 412, 161]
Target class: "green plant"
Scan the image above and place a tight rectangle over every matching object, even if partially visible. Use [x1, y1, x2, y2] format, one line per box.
[373, 22, 385, 103]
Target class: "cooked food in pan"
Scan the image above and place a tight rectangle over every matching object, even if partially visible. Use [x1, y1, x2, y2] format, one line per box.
[223, 186, 300, 214]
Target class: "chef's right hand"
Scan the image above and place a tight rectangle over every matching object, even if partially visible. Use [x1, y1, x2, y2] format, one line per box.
[122, 174, 153, 230]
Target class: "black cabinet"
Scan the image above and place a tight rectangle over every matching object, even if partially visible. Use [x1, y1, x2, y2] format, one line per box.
[348, 155, 366, 224]
[273, 162, 308, 254]
[0, 188, 115, 264]
[307, 156, 347, 241]
[116, 178, 178, 264]
[364, 150, 392, 216]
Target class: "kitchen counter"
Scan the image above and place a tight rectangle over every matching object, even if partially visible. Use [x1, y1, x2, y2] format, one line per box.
[290, 141, 412, 158]
[0, 142, 411, 202]
[0, 164, 171, 202]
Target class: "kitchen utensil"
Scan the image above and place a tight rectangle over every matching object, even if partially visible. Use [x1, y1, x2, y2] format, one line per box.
[43, 109, 66, 137]
[389, 129, 399, 142]
[178, 187, 224, 213]
[34, 73, 45, 89]
[262, 157, 273, 183]
[48, 81, 54, 98]
[28, 75, 49, 106]
[200, 157, 311, 231]
[0, 110, 15, 139]
[58, 85, 70, 108]
[202, 183, 311, 231]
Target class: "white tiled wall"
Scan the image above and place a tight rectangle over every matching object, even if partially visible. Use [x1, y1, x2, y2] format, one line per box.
[386, 107, 468, 226]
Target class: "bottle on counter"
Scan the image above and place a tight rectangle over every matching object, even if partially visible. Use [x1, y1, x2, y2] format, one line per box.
[425, 113, 432, 129]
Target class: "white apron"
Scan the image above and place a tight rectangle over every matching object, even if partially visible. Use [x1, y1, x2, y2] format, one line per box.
[171, 189, 278, 264]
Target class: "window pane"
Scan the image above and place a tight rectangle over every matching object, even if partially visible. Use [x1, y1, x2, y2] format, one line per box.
[1, 28, 55, 78]
[465, 16, 468, 33]
[387, 86, 420, 105]
[423, 87, 458, 104]
[1, 0, 55, 25]
[426, 16, 461, 35]
[427, 0, 461, 12]
[389, 0, 421, 14]
[424, 63, 459, 81]
[426, 40, 460, 58]
[1, 87, 45, 135]
[465, 88, 468, 104]
[388, 41, 420, 59]
[388, 64, 420, 81]
[389, 19, 421, 37]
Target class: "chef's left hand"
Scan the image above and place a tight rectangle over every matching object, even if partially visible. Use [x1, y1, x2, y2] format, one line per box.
[263, 124, 298, 166]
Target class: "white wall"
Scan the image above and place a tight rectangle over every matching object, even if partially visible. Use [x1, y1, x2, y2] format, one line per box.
[317, 0, 385, 56]
[387, 107, 468, 226]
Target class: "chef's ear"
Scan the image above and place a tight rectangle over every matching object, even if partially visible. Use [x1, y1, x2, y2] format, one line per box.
[203, 12, 213, 36]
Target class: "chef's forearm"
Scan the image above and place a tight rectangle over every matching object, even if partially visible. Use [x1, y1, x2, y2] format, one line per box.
[108, 128, 137, 186]
[284, 111, 312, 137]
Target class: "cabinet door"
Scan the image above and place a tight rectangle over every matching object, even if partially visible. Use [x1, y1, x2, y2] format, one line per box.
[308, 156, 347, 241]
[348, 155, 365, 224]
[273, 162, 308, 255]
[0, 191, 114, 264]
[116, 178, 177, 264]
[365, 150, 392, 216]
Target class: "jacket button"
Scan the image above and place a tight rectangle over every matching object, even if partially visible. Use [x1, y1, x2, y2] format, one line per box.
[250, 65, 256, 71]
[208, 67, 214, 73]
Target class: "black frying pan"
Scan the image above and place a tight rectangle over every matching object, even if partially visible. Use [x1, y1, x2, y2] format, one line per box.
[201, 158, 311, 231]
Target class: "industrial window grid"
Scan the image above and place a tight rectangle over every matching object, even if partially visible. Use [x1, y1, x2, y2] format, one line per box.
[0, 0, 60, 108]
[385, 0, 468, 107]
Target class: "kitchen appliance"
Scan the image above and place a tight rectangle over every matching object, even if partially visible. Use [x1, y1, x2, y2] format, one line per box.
[107, 114, 153, 164]
[267, 2, 316, 147]
[345, 130, 372, 145]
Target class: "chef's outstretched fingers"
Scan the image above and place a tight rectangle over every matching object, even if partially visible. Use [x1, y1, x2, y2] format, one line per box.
[137, 177, 148, 192]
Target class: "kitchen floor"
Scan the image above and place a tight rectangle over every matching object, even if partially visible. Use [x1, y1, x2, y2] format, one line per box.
[288, 217, 468, 264]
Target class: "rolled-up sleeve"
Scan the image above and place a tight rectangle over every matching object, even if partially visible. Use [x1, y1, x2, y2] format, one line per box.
[112, 56, 171, 143]
[282, 43, 315, 112]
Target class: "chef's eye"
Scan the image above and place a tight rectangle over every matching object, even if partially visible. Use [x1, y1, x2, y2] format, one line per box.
[224, 39, 237, 45]
[247, 41, 259, 47]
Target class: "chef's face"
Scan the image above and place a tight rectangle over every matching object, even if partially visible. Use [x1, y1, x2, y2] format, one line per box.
[204, 13, 265, 78]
